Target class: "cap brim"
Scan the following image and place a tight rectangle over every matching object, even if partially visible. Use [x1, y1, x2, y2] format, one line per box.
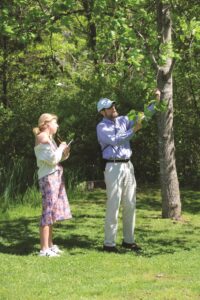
[105, 101, 116, 109]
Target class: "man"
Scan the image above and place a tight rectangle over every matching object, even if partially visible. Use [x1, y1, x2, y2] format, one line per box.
[96, 91, 160, 253]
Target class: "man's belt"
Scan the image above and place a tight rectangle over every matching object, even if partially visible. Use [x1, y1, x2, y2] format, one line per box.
[105, 159, 130, 163]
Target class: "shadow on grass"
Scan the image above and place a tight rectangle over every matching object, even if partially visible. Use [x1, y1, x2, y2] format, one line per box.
[0, 217, 39, 255]
[180, 190, 200, 214]
[135, 227, 200, 257]
[0, 216, 97, 256]
[0, 189, 200, 256]
[136, 189, 200, 214]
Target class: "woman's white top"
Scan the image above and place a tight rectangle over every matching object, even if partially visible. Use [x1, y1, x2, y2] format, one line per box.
[34, 140, 69, 179]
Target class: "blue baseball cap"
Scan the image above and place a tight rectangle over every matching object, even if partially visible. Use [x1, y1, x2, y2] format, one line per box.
[97, 98, 116, 112]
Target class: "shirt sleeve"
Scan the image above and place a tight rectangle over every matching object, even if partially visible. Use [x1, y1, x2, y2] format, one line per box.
[147, 103, 155, 111]
[36, 144, 64, 166]
[127, 119, 135, 129]
[97, 117, 134, 147]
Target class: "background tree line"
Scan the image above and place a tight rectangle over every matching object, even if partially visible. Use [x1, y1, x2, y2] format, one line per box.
[0, 0, 199, 207]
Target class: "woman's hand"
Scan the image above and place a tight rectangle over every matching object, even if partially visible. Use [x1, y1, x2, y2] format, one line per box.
[63, 145, 71, 158]
[59, 142, 67, 150]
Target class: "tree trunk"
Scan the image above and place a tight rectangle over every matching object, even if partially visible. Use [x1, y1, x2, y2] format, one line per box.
[156, 1, 181, 219]
[1, 36, 9, 108]
[82, 0, 97, 64]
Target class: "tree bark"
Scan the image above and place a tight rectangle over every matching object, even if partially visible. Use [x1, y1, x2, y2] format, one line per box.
[156, 1, 181, 219]
[1, 36, 9, 108]
[81, 0, 97, 64]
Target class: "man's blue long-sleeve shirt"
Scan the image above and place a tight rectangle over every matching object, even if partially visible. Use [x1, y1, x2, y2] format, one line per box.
[96, 103, 156, 160]
[96, 116, 135, 160]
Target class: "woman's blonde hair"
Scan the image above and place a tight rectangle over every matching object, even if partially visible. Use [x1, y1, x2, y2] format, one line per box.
[33, 113, 58, 136]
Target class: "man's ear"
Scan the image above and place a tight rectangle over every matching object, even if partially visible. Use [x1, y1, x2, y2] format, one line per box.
[100, 110, 105, 117]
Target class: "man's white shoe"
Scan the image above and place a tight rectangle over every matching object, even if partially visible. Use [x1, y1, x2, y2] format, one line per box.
[50, 245, 63, 254]
[39, 248, 60, 257]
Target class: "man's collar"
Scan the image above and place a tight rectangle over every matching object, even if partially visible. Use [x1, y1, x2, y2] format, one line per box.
[103, 117, 116, 123]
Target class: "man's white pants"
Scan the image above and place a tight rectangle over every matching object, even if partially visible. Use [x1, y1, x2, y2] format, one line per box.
[104, 161, 136, 247]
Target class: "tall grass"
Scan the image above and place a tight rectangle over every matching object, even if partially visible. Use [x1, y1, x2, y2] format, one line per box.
[0, 157, 87, 210]
[0, 157, 36, 209]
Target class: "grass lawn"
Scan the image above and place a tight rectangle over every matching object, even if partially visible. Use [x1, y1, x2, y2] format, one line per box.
[0, 187, 200, 300]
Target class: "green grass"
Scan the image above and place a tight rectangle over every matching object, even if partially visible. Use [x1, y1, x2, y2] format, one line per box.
[0, 188, 200, 300]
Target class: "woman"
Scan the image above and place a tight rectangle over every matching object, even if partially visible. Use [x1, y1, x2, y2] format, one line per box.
[33, 113, 72, 257]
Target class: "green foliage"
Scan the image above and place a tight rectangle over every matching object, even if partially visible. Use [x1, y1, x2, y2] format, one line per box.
[0, 0, 200, 193]
[127, 100, 167, 128]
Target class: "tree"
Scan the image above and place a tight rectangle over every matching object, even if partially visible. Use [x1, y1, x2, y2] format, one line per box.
[156, 1, 181, 219]
[1, 0, 199, 206]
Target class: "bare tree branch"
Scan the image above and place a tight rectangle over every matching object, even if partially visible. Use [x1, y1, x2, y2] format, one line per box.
[135, 30, 159, 70]
[52, 10, 85, 23]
